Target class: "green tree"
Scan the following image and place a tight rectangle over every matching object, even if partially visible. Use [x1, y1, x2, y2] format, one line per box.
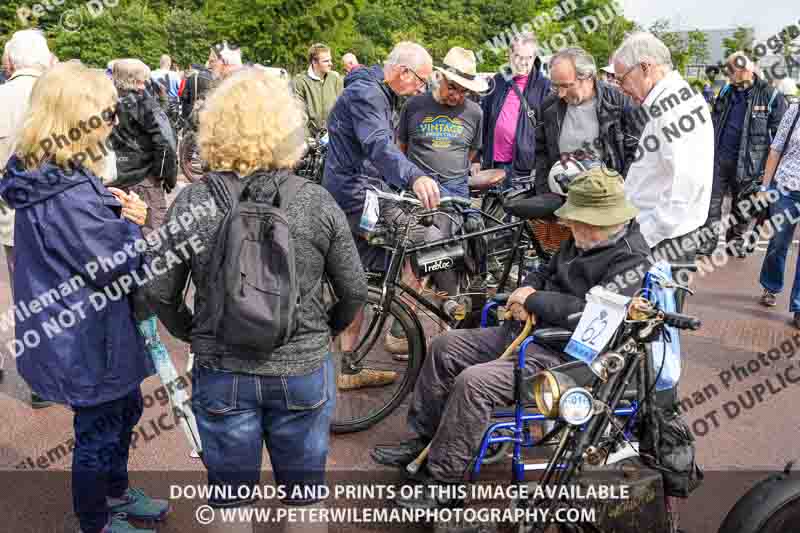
[722, 26, 755, 57]
[1, 0, 635, 77]
[688, 29, 709, 65]
[648, 18, 691, 74]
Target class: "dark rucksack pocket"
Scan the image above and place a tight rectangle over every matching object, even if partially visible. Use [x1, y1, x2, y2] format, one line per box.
[642, 406, 704, 498]
[201, 171, 307, 358]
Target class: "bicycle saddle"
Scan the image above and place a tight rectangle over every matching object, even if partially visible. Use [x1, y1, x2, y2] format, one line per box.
[468, 169, 506, 191]
[503, 192, 564, 219]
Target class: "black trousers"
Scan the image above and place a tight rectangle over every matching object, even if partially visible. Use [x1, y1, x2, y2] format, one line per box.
[705, 158, 752, 251]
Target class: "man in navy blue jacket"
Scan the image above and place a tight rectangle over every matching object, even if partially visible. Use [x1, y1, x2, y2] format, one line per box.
[323, 41, 441, 389]
[479, 32, 551, 189]
[323, 41, 439, 221]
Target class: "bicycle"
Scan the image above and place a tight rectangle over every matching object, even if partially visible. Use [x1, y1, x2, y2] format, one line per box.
[330, 187, 556, 434]
[295, 129, 328, 184]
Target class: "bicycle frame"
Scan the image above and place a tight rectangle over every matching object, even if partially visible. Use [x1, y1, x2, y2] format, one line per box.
[349, 206, 544, 360]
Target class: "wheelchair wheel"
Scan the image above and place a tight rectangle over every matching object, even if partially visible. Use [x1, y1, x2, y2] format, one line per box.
[482, 429, 513, 465]
[331, 286, 426, 434]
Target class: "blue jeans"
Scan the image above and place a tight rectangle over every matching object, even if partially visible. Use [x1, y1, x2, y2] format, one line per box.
[73, 387, 144, 533]
[192, 355, 335, 507]
[759, 186, 800, 312]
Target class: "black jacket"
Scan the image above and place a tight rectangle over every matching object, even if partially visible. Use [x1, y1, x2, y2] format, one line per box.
[180, 66, 214, 121]
[523, 221, 651, 329]
[712, 77, 787, 183]
[108, 89, 177, 191]
[534, 81, 641, 194]
[479, 60, 551, 179]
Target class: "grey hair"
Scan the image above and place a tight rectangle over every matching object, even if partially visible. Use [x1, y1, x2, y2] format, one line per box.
[551, 47, 597, 79]
[510, 31, 539, 55]
[112, 58, 151, 91]
[613, 32, 673, 71]
[159, 54, 172, 70]
[384, 41, 432, 71]
[4, 29, 51, 71]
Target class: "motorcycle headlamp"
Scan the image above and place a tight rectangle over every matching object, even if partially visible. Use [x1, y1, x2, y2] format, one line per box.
[589, 351, 625, 381]
[559, 387, 595, 426]
[532, 370, 578, 418]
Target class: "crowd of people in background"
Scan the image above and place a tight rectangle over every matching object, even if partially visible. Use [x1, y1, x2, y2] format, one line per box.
[1, 22, 800, 533]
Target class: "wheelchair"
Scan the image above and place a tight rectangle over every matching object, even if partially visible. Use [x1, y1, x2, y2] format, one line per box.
[470, 260, 697, 483]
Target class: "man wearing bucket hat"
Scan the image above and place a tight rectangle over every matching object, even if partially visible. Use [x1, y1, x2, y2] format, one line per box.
[372, 168, 651, 506]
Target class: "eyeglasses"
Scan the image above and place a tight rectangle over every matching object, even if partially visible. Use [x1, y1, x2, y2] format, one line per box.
[511, 54, 534, 63]
[550, 79, 579, 92]
[404, 66, 428, 90]
[446, 80, 469, 95]
[616, 63, 642, 86]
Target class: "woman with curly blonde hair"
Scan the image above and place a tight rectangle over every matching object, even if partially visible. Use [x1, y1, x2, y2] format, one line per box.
[0, 61, 170, 533]
[145, 68, 367, 533]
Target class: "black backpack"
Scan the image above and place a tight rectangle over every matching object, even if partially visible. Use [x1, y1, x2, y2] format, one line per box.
[203, 170, 307, 355]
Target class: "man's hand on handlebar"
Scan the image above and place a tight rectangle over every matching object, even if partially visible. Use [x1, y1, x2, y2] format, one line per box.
[413, 176, 441, 210]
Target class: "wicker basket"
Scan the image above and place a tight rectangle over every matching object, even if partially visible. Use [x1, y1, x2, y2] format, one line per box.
[529, 220, 572, 253]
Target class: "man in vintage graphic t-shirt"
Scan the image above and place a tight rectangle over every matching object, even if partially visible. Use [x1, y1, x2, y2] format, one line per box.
[398, 48, 484, 199]
[383, 47, 486, 355]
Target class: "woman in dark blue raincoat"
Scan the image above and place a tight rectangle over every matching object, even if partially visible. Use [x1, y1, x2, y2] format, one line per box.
[0, 62, 168, 533]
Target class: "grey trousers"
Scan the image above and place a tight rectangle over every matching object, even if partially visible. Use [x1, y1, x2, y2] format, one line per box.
[408, 324, 562, 482]
[125, 176, 167, 238]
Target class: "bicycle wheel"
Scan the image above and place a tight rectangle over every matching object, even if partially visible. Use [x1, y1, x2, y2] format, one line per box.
[179, 131, 204, 183]
[330, 286, 426, 434]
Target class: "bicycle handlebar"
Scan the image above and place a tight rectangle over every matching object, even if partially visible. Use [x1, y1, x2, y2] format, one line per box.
[369, 188, 472, 209]
[662, 311, 702, 330]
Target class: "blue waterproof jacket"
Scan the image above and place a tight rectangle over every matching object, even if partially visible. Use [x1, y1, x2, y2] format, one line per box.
[322, 65, 426, 217]
[479, 60, 551, 179]
[0, 157, 153, 407]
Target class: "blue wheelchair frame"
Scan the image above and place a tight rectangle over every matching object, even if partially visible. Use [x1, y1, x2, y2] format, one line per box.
[472, 299, 638, 483]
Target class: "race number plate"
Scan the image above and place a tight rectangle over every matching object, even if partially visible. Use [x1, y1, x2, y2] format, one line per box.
[360, 189, 380, 233]
[565, 287, 630, 364]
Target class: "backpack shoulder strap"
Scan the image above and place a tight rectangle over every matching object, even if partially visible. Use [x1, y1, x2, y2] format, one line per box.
[767, 87, 778, 113]
[275, 174, 309, 210]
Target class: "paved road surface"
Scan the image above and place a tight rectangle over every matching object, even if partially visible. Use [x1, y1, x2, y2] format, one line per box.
[1, 184, 799, 532]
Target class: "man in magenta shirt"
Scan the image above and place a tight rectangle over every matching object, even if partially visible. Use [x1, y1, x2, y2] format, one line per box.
[479, 32, 551, 190]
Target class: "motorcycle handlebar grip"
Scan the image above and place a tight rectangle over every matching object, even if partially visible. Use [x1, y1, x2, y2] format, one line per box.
[663, 311, 701, 331]
[492, 293, 510, 304]
[440, 196, 473, 208]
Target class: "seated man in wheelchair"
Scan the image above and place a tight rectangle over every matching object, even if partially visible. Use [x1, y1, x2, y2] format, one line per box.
[372, 167, 652, 508]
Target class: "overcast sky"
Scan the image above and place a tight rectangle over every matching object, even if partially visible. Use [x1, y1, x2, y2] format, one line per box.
[620, 0, 798, 40]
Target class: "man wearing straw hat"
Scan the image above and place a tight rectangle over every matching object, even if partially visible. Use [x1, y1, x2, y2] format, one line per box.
[372, 168, 651, 507]
[382, 47, 488, 354]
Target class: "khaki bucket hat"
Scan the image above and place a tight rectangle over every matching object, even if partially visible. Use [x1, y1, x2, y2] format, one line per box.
[554, 167, 639, 226]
